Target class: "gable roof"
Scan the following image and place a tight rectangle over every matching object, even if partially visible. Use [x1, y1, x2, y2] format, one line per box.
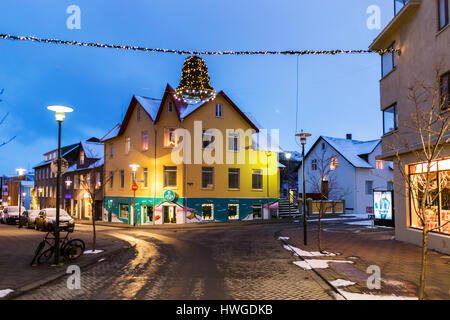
[33, 143, 80, 168]
[306, 136, 381, 169]
[114, 83, 260, 138]
[80, 141, 104, 159]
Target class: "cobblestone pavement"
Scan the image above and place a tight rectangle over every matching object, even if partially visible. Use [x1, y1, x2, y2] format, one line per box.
[13, 223, 335, 300]
[278, 220, 450, 300]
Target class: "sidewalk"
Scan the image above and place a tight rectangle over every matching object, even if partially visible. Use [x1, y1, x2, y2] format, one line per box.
[278, 220, 450, 300]
[0, 224, 128, 300]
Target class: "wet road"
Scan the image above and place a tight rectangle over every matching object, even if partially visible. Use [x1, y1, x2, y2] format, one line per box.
[15, 223, 334, 300]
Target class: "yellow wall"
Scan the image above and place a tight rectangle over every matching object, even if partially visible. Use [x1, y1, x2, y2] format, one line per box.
[104, 94, 279, 199]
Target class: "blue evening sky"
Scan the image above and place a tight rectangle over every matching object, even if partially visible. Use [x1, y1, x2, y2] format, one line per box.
[0, 0, 393, 175]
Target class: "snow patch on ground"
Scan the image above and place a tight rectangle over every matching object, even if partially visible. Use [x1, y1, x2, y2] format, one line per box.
[345, 220, 374, 226]
[330, 279, 355, 288]
[98, 258, 106, 262]
[278, 236, 290, 240]
[293, 259, 353, 270]
[0, 289, 14, 298]
[336, 289, 417, 300]
[84, 250, 104, 254]
[283, 244, 337, 257]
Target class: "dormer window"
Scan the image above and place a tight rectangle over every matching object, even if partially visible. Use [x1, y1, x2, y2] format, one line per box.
[80, 150, 85, 165]
[168, 102, 173, 113]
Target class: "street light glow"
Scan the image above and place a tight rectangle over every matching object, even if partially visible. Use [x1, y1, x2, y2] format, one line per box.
[129, 164, 140, 172]
[47, 105, 74, 122]
[285, 152, 292, 160]
[16, 168, 26, 176]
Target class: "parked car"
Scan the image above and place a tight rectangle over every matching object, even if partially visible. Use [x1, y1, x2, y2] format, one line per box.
[2, 206, 26, 225]
[20, 210, 41, 229]
[0, 209, 5, 224]
[35, 208, 75, 232]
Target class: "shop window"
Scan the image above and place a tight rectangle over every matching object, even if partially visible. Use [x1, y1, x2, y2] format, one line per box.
[252, 169, 263, 190]
[228, 168, 240, 189]
[409, 159, 450, 234]
[142, 205, 153, 223]
[381, 42, 396, 77]
[228, 204, 239, 220]
[164, 128, 177, 147]
[330, 157, 338, 170]
[383, 103, 398, 134]
[253, 204, 262, 219]
[164, 166, 177, 187]
[202, 204, 214, 220]
[119, 203, 129, 219]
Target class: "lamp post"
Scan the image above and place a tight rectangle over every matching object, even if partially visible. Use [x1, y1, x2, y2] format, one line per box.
[266, 151, 271, 220]
[130, 164, 140, 226]
[47, 105, 73, 265]
[296, 131, 311, 245]
[16, 168, 26, 228]
[285, 152, 292, 218]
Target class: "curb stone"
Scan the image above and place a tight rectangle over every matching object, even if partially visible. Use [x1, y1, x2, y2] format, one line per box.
[2, 246, 129, 300]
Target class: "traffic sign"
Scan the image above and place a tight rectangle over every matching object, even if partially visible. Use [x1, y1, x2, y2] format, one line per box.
[51, 158, 69, 175]
[132, 184, 139, 191]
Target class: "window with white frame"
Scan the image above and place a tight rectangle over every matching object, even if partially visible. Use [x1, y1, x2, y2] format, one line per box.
[143, 168, 148, 188]
[142, 131, 148, 151]
[381, 42, 396, 78]
[120, 170, 125, 189]
[202, 130, 215, 149]
[228, 204, 239, 220]
[202, 167, 214, 189]
[311, 159, 318, 171]
[164, 166, 177, 187]
[365, 180, 374, 195]
[125, 137, 131, 154]
[252, 169, 263, 190]
[215, 104, 223, 117]
[227, 132, 240, 152]
[376, 160, 385, 170]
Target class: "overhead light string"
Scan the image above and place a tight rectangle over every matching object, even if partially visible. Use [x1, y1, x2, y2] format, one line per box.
[0, 34, 399, 56]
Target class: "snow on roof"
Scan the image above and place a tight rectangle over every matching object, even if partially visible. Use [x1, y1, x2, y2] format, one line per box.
[321, 136, 380, 168]
[135, 95, 161, 121]
[81, 141, 104, 159]
[101, 123, 121, 141]
[179, 100, 206, 119]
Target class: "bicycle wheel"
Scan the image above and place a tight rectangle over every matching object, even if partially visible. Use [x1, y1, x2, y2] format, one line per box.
[63, 244, 84, 261]
[37, 248, 54, 264]
[30, 241, 46, 266]
[68, 239, 85, 252]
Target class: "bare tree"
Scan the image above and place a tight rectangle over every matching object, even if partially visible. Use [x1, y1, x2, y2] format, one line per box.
[386, 69, 449, 300]
[0, 89, 16, 148]
[79, 167, 109, 252]
[307, 148, 348, 252]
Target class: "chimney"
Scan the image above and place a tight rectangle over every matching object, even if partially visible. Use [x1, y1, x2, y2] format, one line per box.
[346, 134, 352, 140]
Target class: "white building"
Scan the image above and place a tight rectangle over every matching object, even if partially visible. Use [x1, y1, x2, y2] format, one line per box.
[298, 135, 393, 216]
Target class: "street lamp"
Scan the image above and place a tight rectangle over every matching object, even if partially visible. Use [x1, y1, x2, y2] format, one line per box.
[266, 152, 271, 220]
[47, 105, 73, 265]
[16, 168, 26, 228]
[295, 131, 311, 245]
[129, 164, 140, 226]
[285, 152, 292, 218]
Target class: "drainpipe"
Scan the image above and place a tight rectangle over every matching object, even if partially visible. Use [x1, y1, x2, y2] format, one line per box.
[181, 119, 187, 224]
[154, 126, 157, 222]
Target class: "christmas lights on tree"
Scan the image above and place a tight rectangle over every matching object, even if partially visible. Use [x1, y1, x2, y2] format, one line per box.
[174, 56, 216, 104]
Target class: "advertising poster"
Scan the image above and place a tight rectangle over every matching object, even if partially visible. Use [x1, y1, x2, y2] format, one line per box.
[373, 191, 393, 220]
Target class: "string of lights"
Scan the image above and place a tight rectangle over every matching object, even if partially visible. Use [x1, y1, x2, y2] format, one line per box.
[0, 34, 398, 56]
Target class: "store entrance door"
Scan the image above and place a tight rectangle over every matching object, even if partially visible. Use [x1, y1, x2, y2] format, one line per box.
[163, 206, 176, 224]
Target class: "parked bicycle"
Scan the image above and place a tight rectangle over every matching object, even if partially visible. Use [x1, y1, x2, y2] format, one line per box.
[30, 231, 85, 266]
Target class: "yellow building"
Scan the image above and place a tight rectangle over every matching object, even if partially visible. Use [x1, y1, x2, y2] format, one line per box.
[102, 83, 280, 225]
